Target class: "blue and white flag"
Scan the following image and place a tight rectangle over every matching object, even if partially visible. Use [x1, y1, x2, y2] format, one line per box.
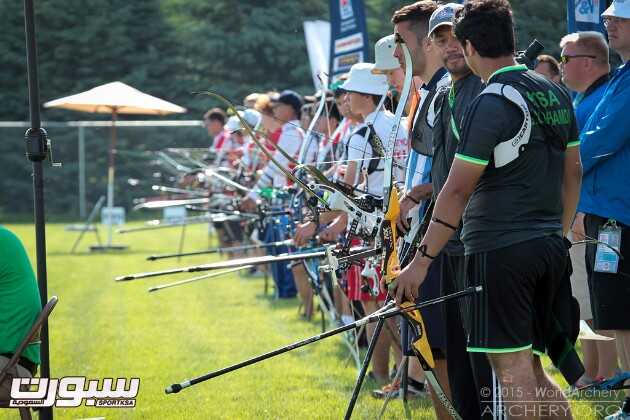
[567, 0, 609, 34]
[328, 0, 369, 82]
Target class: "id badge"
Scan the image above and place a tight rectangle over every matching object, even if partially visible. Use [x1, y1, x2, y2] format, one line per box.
[594, 220, 622, 274]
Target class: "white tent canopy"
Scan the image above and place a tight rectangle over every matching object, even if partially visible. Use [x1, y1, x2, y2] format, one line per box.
[44, 81, 186, 115]
[44, 81, 186, 250]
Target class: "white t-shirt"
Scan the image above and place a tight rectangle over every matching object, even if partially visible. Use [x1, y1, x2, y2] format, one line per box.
[248, 120, 304, 198]
[346, 109, 408, 197]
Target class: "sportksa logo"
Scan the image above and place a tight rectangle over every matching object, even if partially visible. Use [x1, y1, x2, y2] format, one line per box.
[10, 377, 139, 408]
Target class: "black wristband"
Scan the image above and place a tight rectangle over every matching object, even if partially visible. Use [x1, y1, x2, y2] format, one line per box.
[418, 244, 436, 260]
[431, 217, 458, 231]
[406, 194, 420, 205]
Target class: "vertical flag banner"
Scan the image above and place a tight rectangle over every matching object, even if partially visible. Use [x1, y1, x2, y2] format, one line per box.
[328, 0, 369, 82]
[567, 0, 609, 34]
[303, 20, 331, 90]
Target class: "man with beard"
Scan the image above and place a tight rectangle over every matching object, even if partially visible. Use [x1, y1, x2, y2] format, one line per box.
[429, 4, 495, 418]
[393, 0, 582, 417]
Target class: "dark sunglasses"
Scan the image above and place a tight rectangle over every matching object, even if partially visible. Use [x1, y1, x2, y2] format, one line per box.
[560, 54, 596, 64]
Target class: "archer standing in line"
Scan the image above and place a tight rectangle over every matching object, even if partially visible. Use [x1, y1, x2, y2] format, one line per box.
[393, 1, 582, 418]
[428, 3, 496, 418]
[240, 90, 305, 212]
[390, 2, 453, 416]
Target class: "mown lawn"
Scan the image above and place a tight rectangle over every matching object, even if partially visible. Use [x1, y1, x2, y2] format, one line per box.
[1, 223, 624, 419]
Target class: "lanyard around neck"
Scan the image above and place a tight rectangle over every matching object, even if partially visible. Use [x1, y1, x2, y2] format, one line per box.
[448, 84, 460, 142]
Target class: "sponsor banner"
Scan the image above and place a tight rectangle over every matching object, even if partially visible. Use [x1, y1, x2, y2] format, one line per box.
[333, 51, 364, 73]
[328, 0, 369, 81]
[334, 32, 364, 55]
[567, 0, 609, 33]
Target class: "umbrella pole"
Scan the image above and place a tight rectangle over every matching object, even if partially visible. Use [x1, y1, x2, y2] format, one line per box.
[23, 0, 53, 418]
[92, 108, 126, 251]
[106, 109, 117, 246]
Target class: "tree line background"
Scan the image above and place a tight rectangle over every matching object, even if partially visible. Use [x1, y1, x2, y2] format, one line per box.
[0, 0, 567, 220]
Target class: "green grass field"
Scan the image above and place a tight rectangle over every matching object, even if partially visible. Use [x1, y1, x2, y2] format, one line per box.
[1, 223, 625, 419]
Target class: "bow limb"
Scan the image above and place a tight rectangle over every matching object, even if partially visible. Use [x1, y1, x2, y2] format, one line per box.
[381, 40, 413, 286]
[298, 74, 328, 165]
[200, 92, 329, 210]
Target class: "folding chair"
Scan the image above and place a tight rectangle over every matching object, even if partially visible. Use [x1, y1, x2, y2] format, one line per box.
[66, 196, 106, 253]
[0, 296, 59, 420]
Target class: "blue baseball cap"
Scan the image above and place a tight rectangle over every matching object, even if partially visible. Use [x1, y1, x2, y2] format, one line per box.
[271, 90, 304, 115]
[428, 3, 464, 37]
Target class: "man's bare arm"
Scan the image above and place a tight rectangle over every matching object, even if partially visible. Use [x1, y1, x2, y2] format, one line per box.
[562, 146, 582, 236]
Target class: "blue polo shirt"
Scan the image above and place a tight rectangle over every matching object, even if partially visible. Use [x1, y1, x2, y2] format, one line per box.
[573, 73, 610, 132]
[578, 62, 630, 225]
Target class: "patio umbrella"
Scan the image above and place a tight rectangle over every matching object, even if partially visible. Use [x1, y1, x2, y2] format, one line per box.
[44, 81, 187, 249]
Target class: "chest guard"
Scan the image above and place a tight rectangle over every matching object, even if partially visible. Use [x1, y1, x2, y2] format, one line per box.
[347, 125, 384, 175]
[410, 87, 442, 157]
[479, 83, 532, 168]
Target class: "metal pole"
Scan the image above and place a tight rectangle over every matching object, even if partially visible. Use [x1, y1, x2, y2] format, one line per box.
[78, 126, 86, 218]
[106, 110, 117, 246]
[22, 0, 53, 418]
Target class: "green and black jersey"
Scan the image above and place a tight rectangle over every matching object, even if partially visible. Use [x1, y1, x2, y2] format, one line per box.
[455, 64, 579, 255]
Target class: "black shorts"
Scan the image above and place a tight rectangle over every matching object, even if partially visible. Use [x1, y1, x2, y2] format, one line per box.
[441, 253, 495, 419]
[400, 250, 447, 357]
[463, 235, 567, 354]
[584, 214, 630, 330]
[214, 220, 244, 243]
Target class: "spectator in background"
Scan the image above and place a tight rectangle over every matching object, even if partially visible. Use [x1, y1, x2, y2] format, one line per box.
[534, 54, 562, 83]
[203, 107, 228, 149]
[576, 1, 630, 418]
[560, 30, 617, 388]
[560, 31, 611, 129]
[0, 226, 41, 401]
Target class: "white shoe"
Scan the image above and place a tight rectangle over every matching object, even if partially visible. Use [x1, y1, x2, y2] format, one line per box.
[605, 409, 630, 420]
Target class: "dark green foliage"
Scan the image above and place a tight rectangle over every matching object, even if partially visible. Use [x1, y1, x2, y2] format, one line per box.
[0, 0, 566, 219]
[365, 0, 567, 57]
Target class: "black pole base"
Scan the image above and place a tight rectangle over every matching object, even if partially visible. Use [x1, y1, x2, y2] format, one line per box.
[89, 244, 129, 252]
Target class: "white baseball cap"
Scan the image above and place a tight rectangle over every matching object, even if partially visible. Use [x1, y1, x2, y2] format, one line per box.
[340, 63, 389, 96]
[225, 114, 241, 132]
[373, 34, 400, 74]
[225, 109, 261, 132]
[602, 0, 630, 19]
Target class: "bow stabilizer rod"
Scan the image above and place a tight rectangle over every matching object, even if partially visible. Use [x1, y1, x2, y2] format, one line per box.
[146, 239, 294, 261]
[147, 265, 254, 292]
[115, 247, 369, 281]
[164, 286, 481, 394]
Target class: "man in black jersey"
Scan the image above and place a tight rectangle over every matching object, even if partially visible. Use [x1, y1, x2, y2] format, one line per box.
[391, 1, 583, 418]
